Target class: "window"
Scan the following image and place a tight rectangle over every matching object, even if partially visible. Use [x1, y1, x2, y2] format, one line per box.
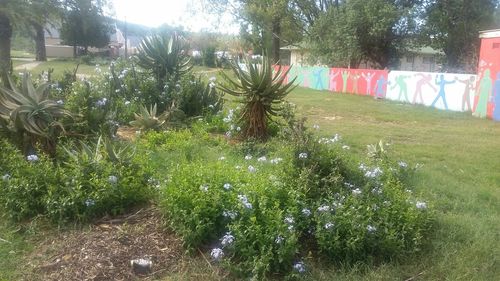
[422, 56, 435, 64]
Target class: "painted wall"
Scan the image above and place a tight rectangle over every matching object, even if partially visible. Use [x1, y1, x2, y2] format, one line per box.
[386, 71, 476, 112]
[475, 35, 500, 121]
[273, 65, 496, 120]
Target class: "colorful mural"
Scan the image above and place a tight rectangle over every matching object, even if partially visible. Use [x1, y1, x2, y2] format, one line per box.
[475, 31, 500, 121]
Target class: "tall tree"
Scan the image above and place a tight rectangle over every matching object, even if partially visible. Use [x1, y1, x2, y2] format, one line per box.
[0, 0, 31, 87]
[307, 0, 422, 68]
[60, 0, 112, 57]
[29, 0, 62, 61]
[422, 0, 500, 72]
[203, 0, 303, 64]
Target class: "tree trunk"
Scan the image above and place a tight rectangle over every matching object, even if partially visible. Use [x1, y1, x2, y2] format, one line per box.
[34, 23, 47, 61]
[272, 19, 281, 65]
[0, 12, 12, 88]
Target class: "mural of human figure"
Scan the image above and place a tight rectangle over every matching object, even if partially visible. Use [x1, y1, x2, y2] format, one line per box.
[350, 73, 360, 94]
[474, 69, 492, 118]
[302, 68, 310, 88]
[361, 72, 375, 96]
[492, 72, 500, 121]
[413, 73, 437, 104]
[287, 66, 299, 85]
[312, 68, 325, 90]
[455, 75, 476, 112]
[390, 75, 410, 102]
[341, 70, 349, 93]
[329, 69, 340, 92]
[431, 74, 455, 110]
[374, 75, 388, 99]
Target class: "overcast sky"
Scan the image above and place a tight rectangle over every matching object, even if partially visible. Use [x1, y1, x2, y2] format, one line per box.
[110, 0, 239, 33]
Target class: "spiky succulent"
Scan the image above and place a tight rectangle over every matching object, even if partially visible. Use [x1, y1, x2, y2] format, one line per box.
[0, 73, 71, 156]
[136, 33, 192, 86]
[129, 103, 168, 131]
[218, 57, 296, 140]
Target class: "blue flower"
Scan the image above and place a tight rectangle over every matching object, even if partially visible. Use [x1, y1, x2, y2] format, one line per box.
[210, 248, 224, 261]
[298, 152, 308, 159]
[223, 183, 232, 190]
[293, 261, 306, 273]
[27, 154, 39, 162]
[85, 199, 95, 207]
[108, 175, 118, 184]
[220, 233, 235, 247]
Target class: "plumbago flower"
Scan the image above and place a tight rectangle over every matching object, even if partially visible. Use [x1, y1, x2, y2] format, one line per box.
[210, 248, 224, 261]
[275, 235, 284, 244]
[352, 188, 362, 195]
[416, 201, 427, 210]
[317, 205, 330, 212]
[365, 167, 383, 178]
[221, 232, 235, 247]
[245, 155, 252, 160]
[27, 154, 39, 162]
[238, 194, 253, 209]
[108, 175, 118, 184]
[398, 161, 408, 168]
[270, 157, 283, 164]
[301, 208, 311, 217]
[223, 183, 232, 190]
[222, 210, 237, 219]
[367, 225, 377, 233]
[2, 174, 11, 181]
[298, 152, 308, 159]
[293, 261, 306, 273]
[247, 165, 256, 173]
[200, 184, 209, 192]
[257, 156, 267, 162]
[85, 199, 95, 207]
[324, 222, 335, 229]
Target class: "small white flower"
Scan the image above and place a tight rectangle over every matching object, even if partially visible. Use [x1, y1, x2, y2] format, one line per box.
[245, 155, 252, 160]
[85, 199, 95, 207]
[210, 248, 224, 261]
[367, 225, 377, 233]
[56, 99, 64, 105]
[209, 82, 216, 89]
[344, 182, 355, 188]
[293, 261, 306, 273]
[223, 183, 232, 190]
[372, 187, 383, 195]
[352, 188, 362, 195]
[398, 161, 408, 168]
[218, 156, 226, 161]
[257, 156, 267, 162]
[365, 167, 383, 178]
[324, 222, 335, 229]
[270, 158, 283, 164]
[416, 201, 427, 210]
[108, 175, 118, 184]
[238, 194, 253, 209]
[27, 154, 39, 162]
[247, 165, 256, 173]
[275, 235, 284, 244]
[200, 184, 209, 192]
[221, 233, 235, 247]
[2, 174, 11, 181]
[301, 208, 311, 217]
[313, 124, 320, 130]
[209, 76, 216, 82]
[222, 210, 237, 219]
[284, 216, 294, 225]
[235, 165, 242, 170]
[359, 163, 367, 171]
[225, 131, 232, 138]
[124, 100, 131, 105]
[342, 145, 350, 150]
[317, 205, 330, 212]
[298, 152, 308, 159]
[236, 126, 241, 131]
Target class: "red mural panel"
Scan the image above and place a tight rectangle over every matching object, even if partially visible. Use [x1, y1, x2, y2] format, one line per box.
[328, 68, 389, 97]
[475, 36, 500, 120]
[272, 65, 291, 84]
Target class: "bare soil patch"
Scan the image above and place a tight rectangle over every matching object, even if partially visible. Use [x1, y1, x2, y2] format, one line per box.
[24, 208, 183, 281]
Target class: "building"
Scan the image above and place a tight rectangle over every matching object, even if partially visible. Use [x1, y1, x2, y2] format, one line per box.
[279, 45, 442, 72]
[476, 29, 500, 121]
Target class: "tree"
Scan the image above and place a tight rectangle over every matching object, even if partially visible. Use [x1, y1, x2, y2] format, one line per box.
[60, 0, 112, 57]
[0, 0, 31, 87]
[28, 0, 62, 61]
[203, 0, 303, 64]
[421, 0, 500, 72]
[307, 0, 422, 68]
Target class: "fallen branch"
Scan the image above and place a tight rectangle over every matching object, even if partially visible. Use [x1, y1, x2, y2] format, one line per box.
[404, 271, 425, 281]
[0, 237, 12, 243]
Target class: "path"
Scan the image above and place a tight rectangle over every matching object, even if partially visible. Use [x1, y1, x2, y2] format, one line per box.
[14, 61, 42, 71]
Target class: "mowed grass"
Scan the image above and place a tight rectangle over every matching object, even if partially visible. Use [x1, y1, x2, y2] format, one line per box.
[1, 83, 499, 280]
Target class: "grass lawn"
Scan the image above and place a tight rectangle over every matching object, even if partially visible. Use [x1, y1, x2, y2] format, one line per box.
[1, 86, 499, 280]
[28, 59, 108, 78]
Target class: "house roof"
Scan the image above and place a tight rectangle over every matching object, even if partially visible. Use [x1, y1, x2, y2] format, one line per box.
[412, 46, 442, 55]
[479, 29, 500, 39]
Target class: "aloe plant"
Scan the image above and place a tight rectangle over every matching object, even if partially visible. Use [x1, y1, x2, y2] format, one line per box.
[218, 57, 296, 140]
[0, 73, 71, 157]
[136, 33, 192, 87]
[129, 103, 168, 131]
[64, 136, 136, 164]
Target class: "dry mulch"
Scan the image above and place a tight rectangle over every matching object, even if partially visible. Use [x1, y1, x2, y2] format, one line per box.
[24, 208, 184, 281]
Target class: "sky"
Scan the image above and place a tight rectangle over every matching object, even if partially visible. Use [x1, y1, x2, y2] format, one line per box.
[110, 0, 239, 34]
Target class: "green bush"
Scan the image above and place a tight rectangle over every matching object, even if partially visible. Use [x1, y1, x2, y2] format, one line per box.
[159, 134, 434, 279]
[0, 139, 154, 222]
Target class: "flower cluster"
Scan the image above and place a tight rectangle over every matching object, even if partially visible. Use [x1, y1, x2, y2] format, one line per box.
[238, 194, 253, 209]
[298, 152, 308, 159]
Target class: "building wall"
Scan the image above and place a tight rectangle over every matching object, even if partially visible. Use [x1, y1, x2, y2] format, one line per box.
[399, 54, 440, 72]
[46, 45, 73, 58]
[474, 34, 500, 120]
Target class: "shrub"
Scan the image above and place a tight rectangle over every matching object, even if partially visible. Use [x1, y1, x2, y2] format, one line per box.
[159, 133, 434, 279]
[177, 74, 224, 118]
[0, 139, 154, 222]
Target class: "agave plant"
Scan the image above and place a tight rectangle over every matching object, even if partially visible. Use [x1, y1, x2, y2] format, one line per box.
[0, 73, 71, 157]
[64, 136, 136, 164]
[218, 57, 296, 140]
[136, 33, 192, 87]
[129, 103, 168, 131]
